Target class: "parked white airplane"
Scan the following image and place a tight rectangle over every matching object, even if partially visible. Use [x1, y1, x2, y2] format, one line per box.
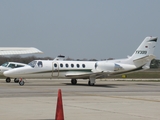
[3, 37, 158, 86]
[0, 47, 42, 83]
[0, 62, 29, 83]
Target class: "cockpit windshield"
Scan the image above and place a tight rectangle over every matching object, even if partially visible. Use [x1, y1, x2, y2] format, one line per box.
[28, 60, 37, 68]
[1, 62, 9, 67]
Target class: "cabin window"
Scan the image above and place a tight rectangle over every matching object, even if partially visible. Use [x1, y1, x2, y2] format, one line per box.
[60, 63, 63, 67]
[54, 63, 57, 67]
[71, 64, 74, 68]
[66, 64, 69, 68]
[37, 61, 43, 67]
[82, 64, 85, 68]
[77, 64, 80, 68]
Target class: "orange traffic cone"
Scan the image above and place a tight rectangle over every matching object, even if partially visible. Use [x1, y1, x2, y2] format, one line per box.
[55, 89, 64, 120]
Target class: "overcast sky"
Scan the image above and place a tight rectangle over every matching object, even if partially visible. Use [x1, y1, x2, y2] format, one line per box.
[0, 0, 160, 60]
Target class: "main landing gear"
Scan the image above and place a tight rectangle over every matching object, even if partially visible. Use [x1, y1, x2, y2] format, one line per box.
[88, 80, 95, 86]
[14, 78, 19, 83]
[71, 79, 77, 85]
[70, 78, 96, 86]
[5, 77, 19, 83]
[6, 77, 11, 83]
[88, 77, 95, 86]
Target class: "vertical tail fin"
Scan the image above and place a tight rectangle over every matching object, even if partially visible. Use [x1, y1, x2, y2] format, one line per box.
[129, 36, 158, 68]
[131, 36, 158, 60]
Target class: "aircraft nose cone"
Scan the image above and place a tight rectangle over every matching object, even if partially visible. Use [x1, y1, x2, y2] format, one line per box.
[3, 71, 12, 77]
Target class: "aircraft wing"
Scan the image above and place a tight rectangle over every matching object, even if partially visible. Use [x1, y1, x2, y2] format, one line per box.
[65, 65, 147, 79]
[65, 71, 91, 79]
[0, 47, 43, 55]
[65, 71, 108, 79]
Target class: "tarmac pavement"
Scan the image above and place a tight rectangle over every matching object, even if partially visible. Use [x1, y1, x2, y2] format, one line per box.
[0, 79, 160, 120]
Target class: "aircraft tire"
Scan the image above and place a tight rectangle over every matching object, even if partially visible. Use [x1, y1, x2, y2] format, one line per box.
[19, 80, 25, 86]
[71, 79, 77, 85]
[14, 78, 19, 83]
[6, 77, 11, 83]
[88, 81, 94, 86]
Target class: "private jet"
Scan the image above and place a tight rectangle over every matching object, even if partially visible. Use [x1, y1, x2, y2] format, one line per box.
[3, 37, 158, 86]
[0, 47, 42, 83]
[0, 62, 29, 83]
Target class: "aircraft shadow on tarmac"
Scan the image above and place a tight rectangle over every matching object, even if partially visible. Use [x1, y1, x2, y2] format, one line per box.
[14, 81, 160, 87]
[22, 83, 66, 87]
[14, 82, 127, 88]
[136, 83, 159, 86]
[17, 83, 115, 88]
[64, 83, 127, 88]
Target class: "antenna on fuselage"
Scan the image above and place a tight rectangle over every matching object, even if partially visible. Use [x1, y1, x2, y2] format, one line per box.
[54, 55, 65, 61]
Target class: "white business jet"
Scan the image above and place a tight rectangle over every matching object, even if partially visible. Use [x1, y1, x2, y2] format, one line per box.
[3, 37, 158, 86]
[0, 47, 42, 83]
[0, 62, 29, 83]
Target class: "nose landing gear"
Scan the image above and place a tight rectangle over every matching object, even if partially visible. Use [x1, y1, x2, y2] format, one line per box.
[5, 77, 20, 83]
[19, 78, 25, 86]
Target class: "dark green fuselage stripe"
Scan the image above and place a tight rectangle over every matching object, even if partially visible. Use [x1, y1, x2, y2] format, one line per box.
[28, 69, 92, 74]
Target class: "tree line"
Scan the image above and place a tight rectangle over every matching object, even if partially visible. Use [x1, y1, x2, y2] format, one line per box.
[0, 55, 53, 65]
[0, 55, 160, 68]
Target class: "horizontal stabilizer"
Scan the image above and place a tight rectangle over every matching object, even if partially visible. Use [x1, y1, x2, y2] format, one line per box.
[0, 47, 43, 55]
[133, 55, 155, 67]
[133, 55, 155, 62]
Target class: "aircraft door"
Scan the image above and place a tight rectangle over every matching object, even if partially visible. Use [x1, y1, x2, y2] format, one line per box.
[52, 62, 59, 77]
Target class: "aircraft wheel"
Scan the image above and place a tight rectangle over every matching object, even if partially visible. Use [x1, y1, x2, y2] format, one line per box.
[19, 80, 25, 86]
[71, 79, 77, 85]
[6, 77, 11, 83]
[14, 78, 19, 83]
[88, 81, 94, 86]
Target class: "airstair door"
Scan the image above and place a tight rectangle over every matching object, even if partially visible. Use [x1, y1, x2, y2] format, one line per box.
[52, 62, 59, 77]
